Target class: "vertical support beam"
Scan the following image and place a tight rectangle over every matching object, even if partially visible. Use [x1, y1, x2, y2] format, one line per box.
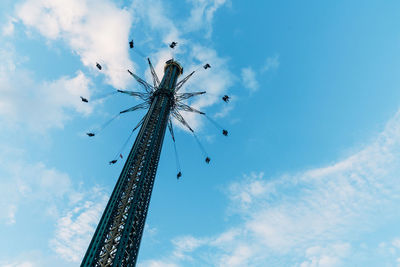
[81, 60, 183, 267]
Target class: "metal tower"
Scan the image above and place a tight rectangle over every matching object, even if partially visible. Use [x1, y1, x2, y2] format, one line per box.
[81, 58, 211, 267]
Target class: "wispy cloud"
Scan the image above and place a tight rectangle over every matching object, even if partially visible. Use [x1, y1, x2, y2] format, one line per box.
[0, 250, 71, 267]
[0, 68, 92, 131]
[138, 261, 179, 267]
[1, 261, 35, 267]
[0, 147, 73, 225]
[184, 0, 230, 37]
[131, 0, 234, 131]
[241, 67, 259, 92]
[0, 142, 109, 264]
[140, 108, 400, 266]
[16, 0, 134, 89]
[2, 17, 16, 36]
[241, 54, 280, 93]
[13, 0, 234, 133]
[50, 187, 108, 262]
[179, 44, 234, 130]
[261, 54, 280, 73]
[214, 102, 234, 118]
[299, 243, 351, 267]
[0, 42, 94, 132]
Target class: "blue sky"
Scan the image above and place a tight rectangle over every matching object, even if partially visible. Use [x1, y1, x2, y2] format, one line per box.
[2, 0, 400, 266]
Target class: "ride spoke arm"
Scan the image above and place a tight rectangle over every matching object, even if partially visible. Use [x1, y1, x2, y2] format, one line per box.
[117, 90, 150, 101]
[127, 69, 154, 93]
[168, 119, 175, 142]
[120, 102, 149, 114]
[171, 111, 194, 132]
[174, 71, 195, 92]
[147, 58, 160, 88]
[176, 103, 205, 115]
[175, 91, 206, 101]
[133, 115, 146, 132]
[110, 115, 146, 163]
[168, 118, 182, 179]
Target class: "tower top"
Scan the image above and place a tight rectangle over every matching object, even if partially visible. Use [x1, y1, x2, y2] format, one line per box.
[165, 59, 183, 75]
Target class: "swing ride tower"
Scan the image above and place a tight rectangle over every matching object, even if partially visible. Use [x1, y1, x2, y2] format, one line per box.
[81, 60, 184, 267]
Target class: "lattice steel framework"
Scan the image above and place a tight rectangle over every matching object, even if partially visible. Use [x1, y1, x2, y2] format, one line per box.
[81, 60, 183, 267]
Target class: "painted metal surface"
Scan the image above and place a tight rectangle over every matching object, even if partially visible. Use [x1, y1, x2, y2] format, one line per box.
[81, 61, 182, 267]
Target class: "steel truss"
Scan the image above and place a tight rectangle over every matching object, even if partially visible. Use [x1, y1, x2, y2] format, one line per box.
[81, 61, 182, 267]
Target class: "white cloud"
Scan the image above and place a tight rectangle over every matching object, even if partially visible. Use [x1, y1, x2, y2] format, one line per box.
[0, 44, 93, 131]
[141, 108, 400, 266]
[300, 243, 351, 267]
[240, 55, 279, 94]
[138, 235, 208, 267]
[171, 236, 208, 260]
[214, 94, 236, 118]
[50, 186, 108, 262]
[143, 223, 159, 242]
[13, 0, 234, 132]
[241, 67, 259, 92]
[1, 261, 35, 267]
[261, 54, 280, 73]
[179, 45, 233, 130]
[0, 149, 73, 225]
[0, 250, 71, 267]
[2, 17, 17, 36]
[137, 261, 179, 267]
[0, 142, 108, 264]
[375, 238, 400, 266]
[150, 44, 233, 131]
[379, 237, 400, 257]
[0, 70, 92, 132]
[131, 0, 182, 45]
[184, 0, 229, 37]
[393, 239, 400, 250]
[0, 0, 234, 266]
[16, 0, 134, 89]
[132, 0, 234, 131]
[227, 171, 267, 210]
